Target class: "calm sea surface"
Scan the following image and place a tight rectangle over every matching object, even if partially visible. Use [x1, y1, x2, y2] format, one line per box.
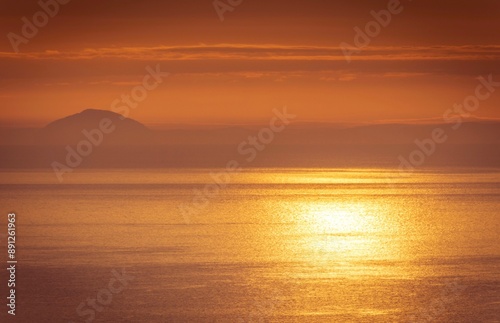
[0, 169, 499, 322]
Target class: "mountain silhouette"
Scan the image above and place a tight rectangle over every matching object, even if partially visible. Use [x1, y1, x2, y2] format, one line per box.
[37, 109, 155, 145]
[0, 111, 499, 169]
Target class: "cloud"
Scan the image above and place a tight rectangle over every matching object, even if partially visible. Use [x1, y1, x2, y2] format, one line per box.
[1, 44, 500, 61]
[0, 44, 499, 81]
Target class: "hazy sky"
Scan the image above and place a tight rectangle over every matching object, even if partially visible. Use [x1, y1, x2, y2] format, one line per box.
[1, 0, 500, 127]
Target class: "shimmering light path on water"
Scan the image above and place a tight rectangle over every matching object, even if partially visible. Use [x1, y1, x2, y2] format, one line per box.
[1, 169, 499, 322]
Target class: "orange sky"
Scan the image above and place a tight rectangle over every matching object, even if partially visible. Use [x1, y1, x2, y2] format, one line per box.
[1, 0, 500, 127]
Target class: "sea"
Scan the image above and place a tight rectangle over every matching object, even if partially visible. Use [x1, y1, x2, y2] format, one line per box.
[0, 168, 499, 322]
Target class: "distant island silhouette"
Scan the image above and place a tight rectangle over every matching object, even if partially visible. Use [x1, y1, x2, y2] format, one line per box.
[0, 109, 498, 169]
[39, 109, 154, 146]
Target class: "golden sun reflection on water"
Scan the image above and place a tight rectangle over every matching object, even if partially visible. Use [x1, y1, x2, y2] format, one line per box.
[304, 202, 375, 235]
[292, 200, 405, 277]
